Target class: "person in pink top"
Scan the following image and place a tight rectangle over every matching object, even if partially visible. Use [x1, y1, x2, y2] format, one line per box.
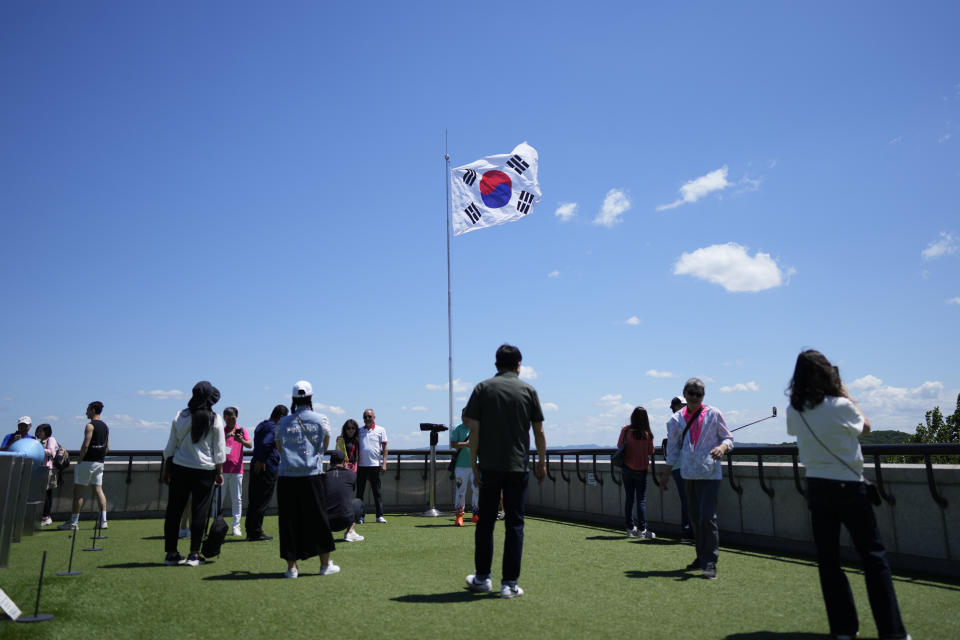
[221, 407, 252, 536]
[35, 423, 59, 526]
[617, 407, 656, 539]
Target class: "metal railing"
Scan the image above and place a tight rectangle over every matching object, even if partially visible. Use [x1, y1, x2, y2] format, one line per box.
[104, 443, 960, 509]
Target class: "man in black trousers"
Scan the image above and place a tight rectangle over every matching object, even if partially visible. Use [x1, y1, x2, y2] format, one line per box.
[245, 404, 288, 541]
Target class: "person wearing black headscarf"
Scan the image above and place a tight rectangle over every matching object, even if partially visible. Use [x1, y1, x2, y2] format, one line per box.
[162, 381, 227, 566]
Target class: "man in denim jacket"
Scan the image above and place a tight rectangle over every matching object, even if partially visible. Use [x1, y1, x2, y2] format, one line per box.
[661, 378, 733, 579]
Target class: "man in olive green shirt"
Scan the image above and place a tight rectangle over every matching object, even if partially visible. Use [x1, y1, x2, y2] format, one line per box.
[463, 344, 546, 599]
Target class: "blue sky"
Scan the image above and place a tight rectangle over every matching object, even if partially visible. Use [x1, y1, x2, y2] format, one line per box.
[2, 2, 958, 452]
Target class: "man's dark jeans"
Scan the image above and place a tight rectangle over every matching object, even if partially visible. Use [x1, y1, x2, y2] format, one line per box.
[356, 466, 383, 518]
[244, 467, 277, 539]
[807, 477, 907, 639]
[475, 470, 528, 585]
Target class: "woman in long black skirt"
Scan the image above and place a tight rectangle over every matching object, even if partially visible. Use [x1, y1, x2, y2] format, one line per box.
[275, 380, 336, 578]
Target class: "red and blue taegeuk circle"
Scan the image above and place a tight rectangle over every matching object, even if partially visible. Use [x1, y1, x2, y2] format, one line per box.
[479, 170, 512, 209]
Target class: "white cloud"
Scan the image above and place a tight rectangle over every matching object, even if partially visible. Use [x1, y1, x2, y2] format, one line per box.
[593, 189, 631, 227]
[42, 415, 60, 421]
[407, 405, 429, 412]
[645, 369, 674, 378]
[625, 316, 640, 326]
[889, 136, 902, 144]
[939, 133, 952, 144]
[555, 202, 578, 222]
[597, 393, 634, 418]
[316, 403, 345, 415]
[548, 270, 560, 278]
[948, 297, 960, 305]
[656, 166, 731, 211]
[769, 159, 777, 168]
[137, 389, 185, 401]
[519, 365, 539, 380]
[921, 232, 957, 261]
[542, 402, 559, 411]
[110, 413, 168, 430]
[736, 175, 762, 194]
[673, 242, 793, 292]
[719, 381, 759, 393]
[847, 375, 946, 426]
[425, 378, 472, 393]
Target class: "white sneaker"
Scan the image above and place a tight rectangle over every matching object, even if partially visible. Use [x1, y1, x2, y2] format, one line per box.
[626, 527, 637, 538]
[344, 531, 364, 542]
[57, 522, 78, 531]
[284, 567, 298, 579]
[376, 516, 387, 523]
[318, 562, 341, 576]
[98, 521, 108, 530]
[639, 529, 656, 539]
[178, 528, 190, 539]
[465, 574, 491, 593]
[500, 584, 524, 599]
[232, 526, 242, 537]
[40, 517, 53, 526]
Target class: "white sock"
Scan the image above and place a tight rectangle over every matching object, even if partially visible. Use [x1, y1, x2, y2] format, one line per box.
[69, 513, 79, 524]
[100, 511, 107, 522]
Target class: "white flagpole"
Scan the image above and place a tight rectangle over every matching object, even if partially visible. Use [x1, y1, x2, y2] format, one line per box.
[444, 130, 454, 433]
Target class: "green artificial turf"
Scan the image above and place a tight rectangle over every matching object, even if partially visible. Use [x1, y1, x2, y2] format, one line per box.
[1, 515, 957, 639]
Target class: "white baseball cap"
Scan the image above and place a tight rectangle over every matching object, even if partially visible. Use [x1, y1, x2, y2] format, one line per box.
[18, 416, 32, 426]
[292, 380, 313, 397]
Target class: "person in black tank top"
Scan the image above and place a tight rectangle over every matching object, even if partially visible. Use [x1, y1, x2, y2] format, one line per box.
[57, 402, 111, 530]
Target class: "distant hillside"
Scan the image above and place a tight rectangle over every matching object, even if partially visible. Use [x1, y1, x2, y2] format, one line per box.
[859, 430, 912, 444]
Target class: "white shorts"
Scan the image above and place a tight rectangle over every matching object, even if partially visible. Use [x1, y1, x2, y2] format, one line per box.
[75, 461, 104, 486]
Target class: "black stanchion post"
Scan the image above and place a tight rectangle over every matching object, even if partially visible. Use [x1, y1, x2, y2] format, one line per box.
[17, 551, 54, 623]
[83, 519, 102, 552]
[57, 527, 82, 576]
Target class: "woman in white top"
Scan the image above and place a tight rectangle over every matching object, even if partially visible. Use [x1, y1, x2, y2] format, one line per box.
[162, 381, 227, 567]
[786, 350, 909, 640]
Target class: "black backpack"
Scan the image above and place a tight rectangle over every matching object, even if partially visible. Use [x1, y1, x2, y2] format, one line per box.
[201, 485, 228, 559]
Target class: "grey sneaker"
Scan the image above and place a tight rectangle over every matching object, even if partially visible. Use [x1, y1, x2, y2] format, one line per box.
[319, 562, 341, 576]
[639, 529, 656, 539]
[164, 552, 186, 566]
[284, 567, 298, 579]
[625, 527, 637, 538]
[57, 522, 78, 531]
[376, 516, 387, 524]
[465, 574, 492, 593]
[500, 584, 524, 599]
[701, 562, 717, 579]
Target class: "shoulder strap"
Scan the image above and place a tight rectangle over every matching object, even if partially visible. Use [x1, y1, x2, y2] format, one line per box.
[679, 407, 704, 447]
[797, 411, 861, 481]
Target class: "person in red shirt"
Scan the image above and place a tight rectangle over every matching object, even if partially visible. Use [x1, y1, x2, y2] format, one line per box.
[617, 407, 656, 538]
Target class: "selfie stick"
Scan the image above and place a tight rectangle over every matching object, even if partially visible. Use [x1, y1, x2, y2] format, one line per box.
[730, 406, 778, 433]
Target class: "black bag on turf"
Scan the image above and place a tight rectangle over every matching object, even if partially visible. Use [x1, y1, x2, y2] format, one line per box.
[201, 485, 228, 558]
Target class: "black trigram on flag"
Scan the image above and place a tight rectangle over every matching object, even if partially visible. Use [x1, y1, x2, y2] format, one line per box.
[516, 191, 534, 214]
[462, 169, 477, 186]
[506, 155, 529, 175]
[464, 202, 482, 224]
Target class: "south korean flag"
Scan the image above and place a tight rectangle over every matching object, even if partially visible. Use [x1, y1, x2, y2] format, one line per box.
[450, 141, 542, 236]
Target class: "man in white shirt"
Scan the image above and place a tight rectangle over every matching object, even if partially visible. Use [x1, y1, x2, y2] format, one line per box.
[356, 408, 388, 523]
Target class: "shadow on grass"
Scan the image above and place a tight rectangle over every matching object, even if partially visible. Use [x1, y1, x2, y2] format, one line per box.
[624, 568, 696, 581]
[99, 562, 171, 569]
[585, 535, 625, 541]
[392, 591, 488, 604]
[414, 524, 462, 529]
[141, 535, 165, 540]
[725, 633, 827, 639]
[203, 570, 284, 581]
